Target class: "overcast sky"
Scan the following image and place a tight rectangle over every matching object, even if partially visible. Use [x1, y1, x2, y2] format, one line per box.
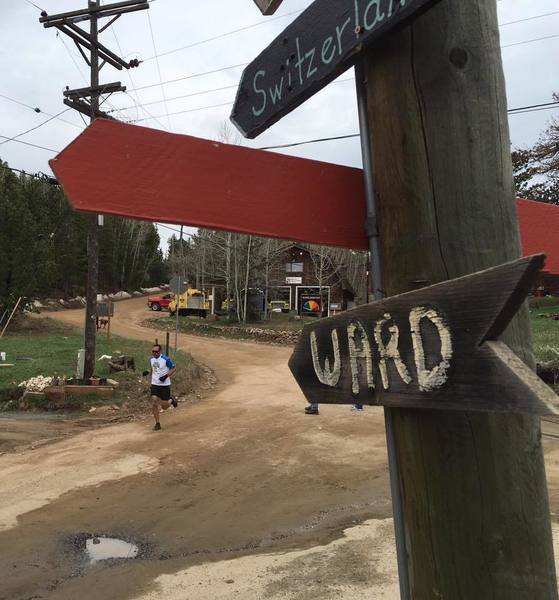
[1, 0, 558, 248]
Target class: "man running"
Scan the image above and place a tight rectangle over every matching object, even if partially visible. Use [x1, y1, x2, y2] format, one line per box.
[143, 344, 177, 431]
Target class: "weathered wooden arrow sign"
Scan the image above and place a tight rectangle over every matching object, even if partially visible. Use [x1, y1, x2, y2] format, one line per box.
[252, 0, 284, 15]
[231, 0, 442, 138]
[289, 255, 559, 415]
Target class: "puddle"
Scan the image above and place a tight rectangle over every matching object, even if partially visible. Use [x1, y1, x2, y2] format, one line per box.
[85, 536, 139, 564]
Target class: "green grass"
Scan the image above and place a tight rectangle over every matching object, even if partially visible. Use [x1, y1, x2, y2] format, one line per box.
[529, 296, 559, 311]
[531, 306, 559, 366]
[0, 332, 156, 389]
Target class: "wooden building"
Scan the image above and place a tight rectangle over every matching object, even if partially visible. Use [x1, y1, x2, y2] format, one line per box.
[517, 198, 559, 295]
[267, 244, 357, 316]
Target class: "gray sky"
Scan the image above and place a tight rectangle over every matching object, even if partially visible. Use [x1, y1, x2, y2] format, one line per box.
[1, 0, 558, 248]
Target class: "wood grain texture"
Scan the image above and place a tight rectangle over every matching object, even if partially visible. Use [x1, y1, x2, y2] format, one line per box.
[231, 0, 443, 138]
[363, 0, 558, 597]
[290, 255, 559, 416]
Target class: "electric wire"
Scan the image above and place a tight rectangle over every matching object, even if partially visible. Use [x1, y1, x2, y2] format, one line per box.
[126, 15, 559, 95]
[108, 23, 169, 130]
[115, 75, 356, 114]
[146, 10, 171, 129]
[0, 92, 81, 129]
[140, 8, 558, 64]
[129, 62, 248, 92]
[500, 10, 559, 27]
[502, 33, 559, 49]
[142, 9, 304, 62]
[0, 135, 58, 153]
[23, 0, 44, 10]
[0, 108, 71, 147]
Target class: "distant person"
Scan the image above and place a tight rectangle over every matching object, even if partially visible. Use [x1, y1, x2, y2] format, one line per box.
[142, 344, 177, 431]
[305, 402, 319, 415]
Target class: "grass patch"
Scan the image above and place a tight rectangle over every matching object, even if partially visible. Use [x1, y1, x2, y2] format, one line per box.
[529, 296, 559, 311]
[531, 306, 559, 367]
[0, 317, 201, 410]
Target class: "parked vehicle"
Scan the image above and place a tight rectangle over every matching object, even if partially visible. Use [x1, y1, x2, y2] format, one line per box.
[147, 293, 174, 311]
[169, 289, 209, 318]
[268, 300, 290, 313]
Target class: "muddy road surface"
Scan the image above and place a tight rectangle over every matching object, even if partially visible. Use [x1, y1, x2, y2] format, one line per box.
[1, 298, 402, 599]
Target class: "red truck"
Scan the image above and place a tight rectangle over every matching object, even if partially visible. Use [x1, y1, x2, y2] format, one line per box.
[147, 292, 174, 311]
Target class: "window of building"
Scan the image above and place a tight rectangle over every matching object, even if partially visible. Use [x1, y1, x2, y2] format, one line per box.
[286, 262, 304, 273]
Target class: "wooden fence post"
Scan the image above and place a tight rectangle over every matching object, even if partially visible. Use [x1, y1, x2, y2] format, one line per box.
[363, 0, 557, 596]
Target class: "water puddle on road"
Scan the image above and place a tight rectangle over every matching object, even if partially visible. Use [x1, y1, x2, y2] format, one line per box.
[85, 536, 139, 564]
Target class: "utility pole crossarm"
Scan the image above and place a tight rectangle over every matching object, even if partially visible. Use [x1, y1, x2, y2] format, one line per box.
[62, 98, 115, 121]
[39, 0, 148, 25]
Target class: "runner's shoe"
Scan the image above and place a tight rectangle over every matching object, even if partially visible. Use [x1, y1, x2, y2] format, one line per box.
[153, 422, 162, 431]
[171, 397, 178, 408]
[305, 406, 319, 415]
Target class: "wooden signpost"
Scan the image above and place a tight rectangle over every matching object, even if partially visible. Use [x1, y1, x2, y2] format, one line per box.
[231, 0, 443, 138]
[290, 255, 559, 415]
[51, 0, 559, 596]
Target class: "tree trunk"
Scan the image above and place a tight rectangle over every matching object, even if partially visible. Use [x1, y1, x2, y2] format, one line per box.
[242, 235, 252, 323]
[363, 1, 557, 597]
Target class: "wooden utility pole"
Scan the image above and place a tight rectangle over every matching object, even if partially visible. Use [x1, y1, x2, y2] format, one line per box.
[40, 0, 148, 380]
[84, 0, 101, 383]
[362, 1, 557, 596]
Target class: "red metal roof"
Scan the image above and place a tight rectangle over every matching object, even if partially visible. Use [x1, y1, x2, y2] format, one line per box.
[517, 198, 559, 275]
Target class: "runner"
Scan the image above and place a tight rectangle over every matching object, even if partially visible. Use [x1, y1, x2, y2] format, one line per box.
[142, 344, 177, 431]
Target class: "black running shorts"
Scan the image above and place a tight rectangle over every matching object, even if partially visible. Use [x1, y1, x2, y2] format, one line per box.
[150, 385, 171, 401]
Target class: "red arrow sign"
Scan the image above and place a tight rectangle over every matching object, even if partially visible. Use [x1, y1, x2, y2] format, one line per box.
[50, 120, 551, 263]
[49, 119, 368, 250]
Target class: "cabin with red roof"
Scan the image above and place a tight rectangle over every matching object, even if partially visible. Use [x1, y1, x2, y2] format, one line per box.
[517, 198, 559, 295]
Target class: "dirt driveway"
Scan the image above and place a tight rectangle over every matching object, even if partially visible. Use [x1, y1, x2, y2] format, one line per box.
[0, 298, 403, 599]
[2, 297, 559, 599]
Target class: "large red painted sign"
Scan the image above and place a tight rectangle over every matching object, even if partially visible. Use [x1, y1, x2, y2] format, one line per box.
[50, 119, 368, 250]
[50, 120, 554, 268]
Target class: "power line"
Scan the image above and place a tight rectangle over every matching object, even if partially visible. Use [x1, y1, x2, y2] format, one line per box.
[123, 91, 169, 130]
[146, 10, 171, 129]
[0, 92, 81, 130]
[502, 33, 559, 49]
[259, 133, 360, 151]
[500, 10, 559, 27]
[143, 9, 304, 62]
[129, 62, 248, 92]
[23, 0, 44, 11]
[259, 102, 559, 151]
[129, 93, 558, 126]
[126, 77, 355, 122]
[140, 7, 559, 64]
[0, 135, 58, 153]
[108, 22, 169, 130]
[112, 83, 239, 112]
[0, 108, 71, 147]
[508, 101, 559, 113]
[127, 15, 559, 95]
[131, 101, 233, 122]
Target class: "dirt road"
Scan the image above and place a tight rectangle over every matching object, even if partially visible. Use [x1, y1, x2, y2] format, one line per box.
[3, 297, 559, 599]
[0, 298, 401, 599]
